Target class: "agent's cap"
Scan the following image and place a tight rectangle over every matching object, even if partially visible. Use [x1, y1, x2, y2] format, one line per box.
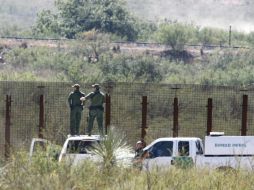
[136, 139, 146, 146]
[72, 84, 80, 88]
[92, 84, 100, 89]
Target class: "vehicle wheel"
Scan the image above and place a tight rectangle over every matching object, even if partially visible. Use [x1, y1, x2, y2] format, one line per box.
[216, 166, 235, 173]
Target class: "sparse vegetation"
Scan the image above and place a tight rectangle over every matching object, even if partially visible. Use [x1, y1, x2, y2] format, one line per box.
[2, 130, 254, 190]
[2, 42, 254, 86]
[1, 149, 254, 190]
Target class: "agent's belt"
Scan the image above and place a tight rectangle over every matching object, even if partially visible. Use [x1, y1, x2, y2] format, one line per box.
[72, 105, 83, 107]
[89, 105, 104, 110]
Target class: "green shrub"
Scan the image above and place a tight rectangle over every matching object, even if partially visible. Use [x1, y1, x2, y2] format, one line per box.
[155, 22, 196, 50]
[197, 27, 228, 46]
[1, 150, 254, 190]
[99, 54, 163, 82]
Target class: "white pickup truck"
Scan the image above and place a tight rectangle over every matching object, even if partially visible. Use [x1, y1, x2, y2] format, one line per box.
[29, 135, 134, 167]
[58, 135, 134, 166]
[142, 132, 254, 170]
[58, 135, 102, 165]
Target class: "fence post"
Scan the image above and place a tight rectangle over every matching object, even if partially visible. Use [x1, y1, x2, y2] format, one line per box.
[105, 94, 111, 135]
[5, 95, 11, 159]
[207, 98, 213, 136]
[173, 97, 179, 137]
[141, 96, 148, 140]
[39, 94, 45, 138]
[241, 94, 248, 136]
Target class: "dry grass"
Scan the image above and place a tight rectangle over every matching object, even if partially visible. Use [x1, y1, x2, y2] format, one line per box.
[1, 143, 254, 190]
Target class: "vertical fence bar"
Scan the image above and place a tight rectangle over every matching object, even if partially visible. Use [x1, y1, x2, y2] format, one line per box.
[229, 25, 232, 47]
[241, 94, 248, 136]
[207, 98, 213, 136]
[141, 96, 148, 140]
[173, 97, 179, 137]
[39, 94, 45, 138]
[105, 94, 111, 135]
[5, 95, 11, 159]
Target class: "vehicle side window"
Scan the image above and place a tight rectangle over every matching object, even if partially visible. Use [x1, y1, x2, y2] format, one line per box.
[66, 140, 98, 154]
[67, 140, 81, 153]
[178, 141, 189, 156]
[195, 140, 203, 155]
[149, 141, 173, 158]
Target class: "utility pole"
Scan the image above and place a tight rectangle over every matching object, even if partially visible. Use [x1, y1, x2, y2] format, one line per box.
[5, 95, 11, 159]
[229, 25, 232, 47]
[171, 86, 180, 137]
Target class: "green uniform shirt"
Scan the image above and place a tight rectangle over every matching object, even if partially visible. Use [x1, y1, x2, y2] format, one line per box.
[68, 90, 85, 108]
[85, 90, 105, 108]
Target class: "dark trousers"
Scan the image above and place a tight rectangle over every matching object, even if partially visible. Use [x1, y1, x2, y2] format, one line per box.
[86, 109, 104, 135]
[70, 107, 82, 135]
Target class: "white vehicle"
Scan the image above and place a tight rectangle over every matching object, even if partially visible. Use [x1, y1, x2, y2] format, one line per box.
[29, 138, 61, 161]
[29, 138, 49, 159]
[58, 135, 134, 166]
[142, 132, 254, 170]
[58, 135, 101, 165]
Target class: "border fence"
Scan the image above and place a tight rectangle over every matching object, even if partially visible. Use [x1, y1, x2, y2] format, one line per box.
[1, 81, 254, 158]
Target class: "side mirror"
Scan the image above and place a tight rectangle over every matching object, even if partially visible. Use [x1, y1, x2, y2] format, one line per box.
[141, 150, 151, 159]
[147, 151, 154, 159]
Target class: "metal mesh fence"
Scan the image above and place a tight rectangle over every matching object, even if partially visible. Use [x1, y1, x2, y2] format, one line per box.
[1, 81, 254, 158]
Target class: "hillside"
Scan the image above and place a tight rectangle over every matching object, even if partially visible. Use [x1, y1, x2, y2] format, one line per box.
[0, 0, 54, 29]
[0, 35, 253, 86]
[1, 0, 254, 34]
[127, 0, 254, 33]
[0, 0, 254, 85]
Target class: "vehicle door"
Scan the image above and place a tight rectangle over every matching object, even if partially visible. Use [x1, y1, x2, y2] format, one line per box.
[173, 140, 194, 168]
[29, 138, 48, 161]
[29, 138, 61, 161]
[62, 139, 100, 164]
[143, 140, 175, 170]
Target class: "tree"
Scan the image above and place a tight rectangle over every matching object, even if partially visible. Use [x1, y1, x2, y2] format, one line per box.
[155, 22, 195, 50]
[33, 10, 62, 38]
[34, 0, 138, 40]
[197, 27, 228, 46]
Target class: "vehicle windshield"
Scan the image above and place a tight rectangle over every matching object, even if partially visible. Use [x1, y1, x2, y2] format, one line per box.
[66, 140, 99, 154]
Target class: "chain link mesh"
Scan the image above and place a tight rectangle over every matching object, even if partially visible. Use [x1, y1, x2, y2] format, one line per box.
[0, 82, 254, 157]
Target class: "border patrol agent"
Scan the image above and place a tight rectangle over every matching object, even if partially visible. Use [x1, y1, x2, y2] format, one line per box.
[68, 84, 85, 135]
[133, 140, 147, 170]
[81, 84, 105, 135]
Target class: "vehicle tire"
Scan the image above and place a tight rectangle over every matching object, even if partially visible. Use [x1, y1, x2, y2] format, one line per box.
[216, 166, 235, 173]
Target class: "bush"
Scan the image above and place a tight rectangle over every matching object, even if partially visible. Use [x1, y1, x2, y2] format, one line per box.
[197, 27, 228, 46]
[33, 0, 139, 40]
[155, 22, 196, 50]
[99, 54, 163, 82]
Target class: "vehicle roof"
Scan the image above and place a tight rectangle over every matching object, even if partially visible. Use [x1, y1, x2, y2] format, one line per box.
[31, 138, 49, 142]
[154, 137, 201, 141]
[66, 135, 102, 141]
